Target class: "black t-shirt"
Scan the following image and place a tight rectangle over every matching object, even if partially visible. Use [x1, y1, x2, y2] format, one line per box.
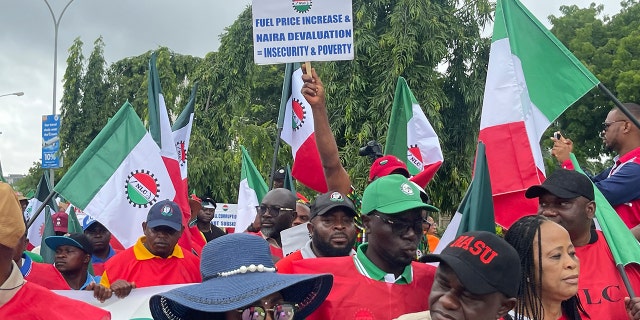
[201, 225, 227, 242]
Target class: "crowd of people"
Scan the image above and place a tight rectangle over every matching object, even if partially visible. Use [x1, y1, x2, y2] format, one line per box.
[1, 66, 640, 320]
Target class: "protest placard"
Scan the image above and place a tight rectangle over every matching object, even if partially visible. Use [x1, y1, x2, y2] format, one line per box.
[252, 0, 353, 64]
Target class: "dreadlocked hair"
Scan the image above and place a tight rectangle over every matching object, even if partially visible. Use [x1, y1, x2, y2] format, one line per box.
[504, 215, 589, 320]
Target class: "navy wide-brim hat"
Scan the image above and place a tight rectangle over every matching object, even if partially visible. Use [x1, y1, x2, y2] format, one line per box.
[149, 233, 333, 320]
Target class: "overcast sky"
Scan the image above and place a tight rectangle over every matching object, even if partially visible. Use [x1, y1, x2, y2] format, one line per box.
[0, 0, 620, 176]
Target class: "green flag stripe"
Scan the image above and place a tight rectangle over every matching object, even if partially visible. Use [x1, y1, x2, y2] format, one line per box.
[172, 83, 198, 131]
[240, 146, 268, 202]
[384, 77, 412, 167]
[54, 102, 146, 208]
[148, 52, 163, 147]
[456, 142, 496, 235]
[493, 0, 599, 122]
[570, 154, 640, 266]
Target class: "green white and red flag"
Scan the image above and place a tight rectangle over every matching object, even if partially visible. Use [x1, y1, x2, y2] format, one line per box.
[172, 83, 198, 192]
[23, 173, 57, 248]
[54, 102, 176, 247]
[479, 0, 599, 227]
[280, 67, 328, 192]
[148, 53, 204, 253]
[235, 146, 269, 233]
[385, 77, 443, 188]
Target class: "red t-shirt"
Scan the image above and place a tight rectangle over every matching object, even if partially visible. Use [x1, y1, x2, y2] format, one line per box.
[576, 230, 640, 319]
[0, 281, 110, 319]
[24, 262, 70, 290]
[292, 256, 435, 319]
[275, 250, 304, 274]
[100, 237, 201, 288]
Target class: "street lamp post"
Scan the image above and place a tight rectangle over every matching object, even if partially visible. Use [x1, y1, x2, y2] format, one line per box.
[0, 92, 24, 98]
[44, 0, 75, 186]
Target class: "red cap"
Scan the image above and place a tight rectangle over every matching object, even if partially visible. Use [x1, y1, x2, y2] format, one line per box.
[51, 211, 69, 233]
[368, 155, 410, 182]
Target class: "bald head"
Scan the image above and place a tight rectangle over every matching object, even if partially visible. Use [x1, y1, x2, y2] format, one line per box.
[259, 188, 297, 239]
[262, 188, 297, 210]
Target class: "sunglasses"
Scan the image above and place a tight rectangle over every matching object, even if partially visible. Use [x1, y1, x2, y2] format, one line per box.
[602, 120, 627, 130]
[373, 213, 424, 236]
[237, 303, 297, 320]
[255, 205, 295, 217]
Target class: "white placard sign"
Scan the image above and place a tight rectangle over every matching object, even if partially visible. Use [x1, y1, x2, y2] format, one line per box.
[252, 0, 354, 64]
[211, 203, 238, 228]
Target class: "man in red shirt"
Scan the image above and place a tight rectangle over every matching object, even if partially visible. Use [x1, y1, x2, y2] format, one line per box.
[526, 168, 640, 319]
[0, 182, 111, 319]
[276, 191, 358, 273]
[289, 175, 437, 319]
[95, 199, 201, 300]
[246, 188, 297, 260]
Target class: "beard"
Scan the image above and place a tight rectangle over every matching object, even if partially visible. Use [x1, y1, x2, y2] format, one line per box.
[311, 232, 354, 257]
[261, 226, 276, 238]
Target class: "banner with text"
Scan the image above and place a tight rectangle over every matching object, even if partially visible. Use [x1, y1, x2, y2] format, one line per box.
[252, 0, 354, 64]
[42, 114, 62, 169]
[212, 203, 238, 228]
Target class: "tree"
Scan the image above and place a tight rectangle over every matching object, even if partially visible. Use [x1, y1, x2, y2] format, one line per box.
[548, 1, 640, 172]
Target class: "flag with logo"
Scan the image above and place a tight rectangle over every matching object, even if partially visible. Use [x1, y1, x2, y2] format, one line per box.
[434, 142, 496, 253]
[172, 83, 198, 190]
[54, 102, 176, 248]
[280, 66, 328, 192]
[24, 173, 58, 247]
[235, 146, 269, 233]
[478, 0, 600, 228]
[385, 77, 443, 188]
[148, 52, 203, 253]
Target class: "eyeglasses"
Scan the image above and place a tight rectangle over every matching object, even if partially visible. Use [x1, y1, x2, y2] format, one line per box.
[373, 213, 423, 236]
[602, 120, 627, 131]
[255, 205, 295, 217]
[237, 303, 297, 320]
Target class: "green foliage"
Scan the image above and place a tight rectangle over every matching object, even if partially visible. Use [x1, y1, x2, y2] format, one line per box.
[548, 1, 640, 168]
[13, 162, 44, 195]
[52, 0, 492, 212]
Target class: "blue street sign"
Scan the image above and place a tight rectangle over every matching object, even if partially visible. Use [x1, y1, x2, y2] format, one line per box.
[42, 114, 62, 169]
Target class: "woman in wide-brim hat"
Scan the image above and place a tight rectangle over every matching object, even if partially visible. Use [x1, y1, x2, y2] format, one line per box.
[149, 233, 333, 320]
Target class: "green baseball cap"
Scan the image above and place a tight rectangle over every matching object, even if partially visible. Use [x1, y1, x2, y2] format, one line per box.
[361, 174, 437, 215]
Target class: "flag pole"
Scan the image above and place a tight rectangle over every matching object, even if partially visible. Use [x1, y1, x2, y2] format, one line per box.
[269, 63, 294, 189]
[598, 83, 640, 130]
[26, 190, 57, 229]
[617, 264, 636, 299]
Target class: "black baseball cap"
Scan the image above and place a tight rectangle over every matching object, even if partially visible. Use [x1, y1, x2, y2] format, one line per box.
[146, 199, 183, 231]
[420, 231, 521, 298]
[45, 232, 94, 255]
[309, 191, 357, 220]
[525, 168, 594, 201]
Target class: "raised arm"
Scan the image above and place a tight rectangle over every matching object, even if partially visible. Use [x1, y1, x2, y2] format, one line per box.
[300, 65, 351, 195]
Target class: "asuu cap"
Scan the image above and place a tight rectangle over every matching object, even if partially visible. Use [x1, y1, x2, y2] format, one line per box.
[421, 231, 521, 298]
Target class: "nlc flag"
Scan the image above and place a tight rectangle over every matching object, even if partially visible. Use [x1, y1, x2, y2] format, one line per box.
[385, 77, 443, 188]
[281, 67, 327, 192]
[54, 102, 176, 247]
[478, 0, 599, 227]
